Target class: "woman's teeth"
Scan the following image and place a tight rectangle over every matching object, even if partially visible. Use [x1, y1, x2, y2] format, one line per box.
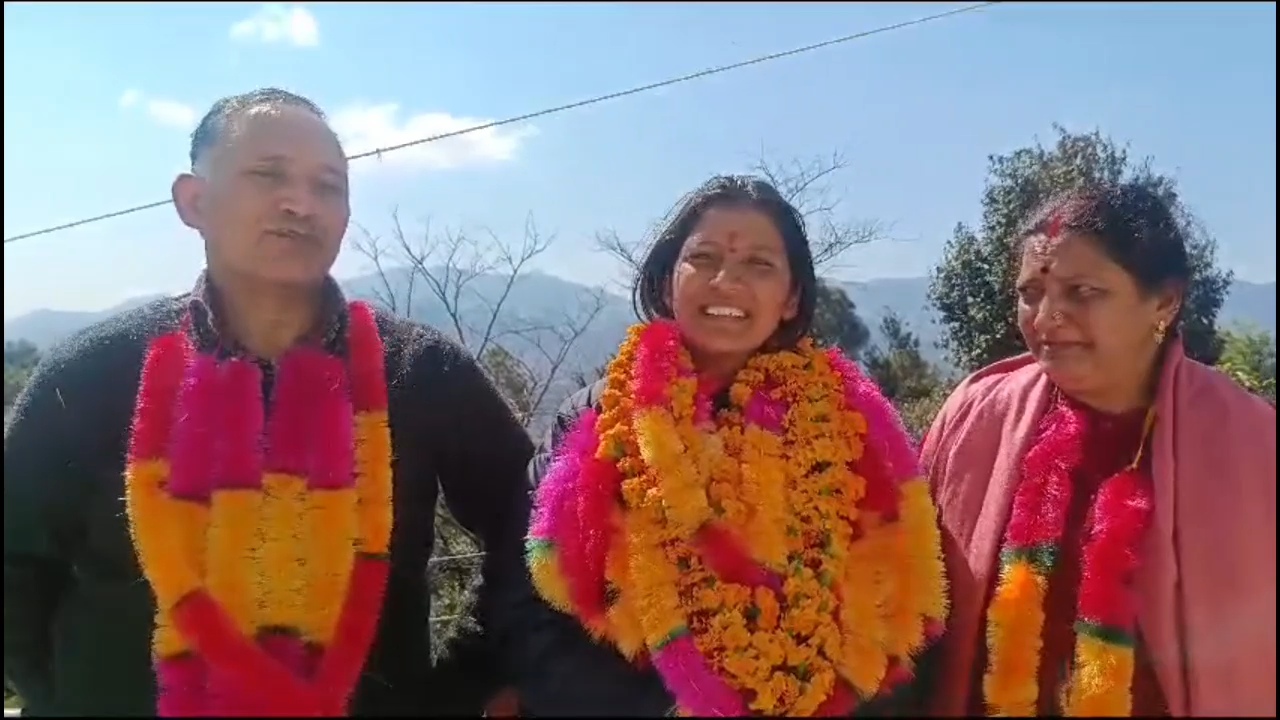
[704, 306, 747, 318]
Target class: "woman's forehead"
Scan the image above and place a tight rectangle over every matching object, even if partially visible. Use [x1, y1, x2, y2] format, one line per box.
[1021, 232, 1116, 277]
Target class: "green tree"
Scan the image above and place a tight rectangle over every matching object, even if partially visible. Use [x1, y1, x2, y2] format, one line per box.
[859, 311, 951, 441]
[862, 310, 943, 403]
[5, 340, 41, 411]
[481, 344, 536, 422]
[897, 385, 953, 443]
[5, 339, 40, 368]
[1218, 325, 1276, 404]
[929, 125, 1233, 371]
[812, 280, 871, 361]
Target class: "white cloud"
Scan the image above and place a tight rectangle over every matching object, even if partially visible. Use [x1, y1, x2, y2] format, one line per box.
[330, 104, 535, 174]
[229, 4, 319, 48]
[118, 89, 197, 131]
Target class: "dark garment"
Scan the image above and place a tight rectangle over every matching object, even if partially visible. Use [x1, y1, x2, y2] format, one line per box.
[958, 395, 1169, 716]
[506, 381, 917, 717]
[3, 276, 534, 717]
[506, 381, 674, 717]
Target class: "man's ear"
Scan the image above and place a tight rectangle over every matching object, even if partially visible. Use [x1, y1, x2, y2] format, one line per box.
[172, 173, 204, 231]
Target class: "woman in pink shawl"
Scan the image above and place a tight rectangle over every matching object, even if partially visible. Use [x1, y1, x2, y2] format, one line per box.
[920, 182, 1276, 717]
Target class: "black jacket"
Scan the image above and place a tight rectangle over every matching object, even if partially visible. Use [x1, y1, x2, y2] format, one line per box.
[3, 292, 534, 717]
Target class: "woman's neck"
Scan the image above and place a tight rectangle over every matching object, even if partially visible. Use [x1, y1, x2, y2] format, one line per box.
[1064, 347, 1167, 416]
[691, 350, 750, 391]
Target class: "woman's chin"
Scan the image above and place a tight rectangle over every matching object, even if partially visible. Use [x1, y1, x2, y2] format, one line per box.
[1038, 358, 1094, 394]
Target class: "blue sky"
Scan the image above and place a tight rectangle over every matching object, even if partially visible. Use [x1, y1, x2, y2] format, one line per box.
[3, 1, 1275, 320]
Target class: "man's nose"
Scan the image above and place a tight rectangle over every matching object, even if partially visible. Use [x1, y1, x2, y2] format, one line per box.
[276, 181, 317, 218]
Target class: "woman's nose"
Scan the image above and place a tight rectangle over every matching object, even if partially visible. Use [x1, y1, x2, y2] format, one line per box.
[1031, 297, 1064, 334]
[708, 261, 747, 289]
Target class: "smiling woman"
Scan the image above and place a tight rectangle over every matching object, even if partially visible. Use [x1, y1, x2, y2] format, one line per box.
[637, 177, 817, 384]
[1012, 185, 1188, 415]
[506, 175, 950, 717]
[919, 182, 1276, 717]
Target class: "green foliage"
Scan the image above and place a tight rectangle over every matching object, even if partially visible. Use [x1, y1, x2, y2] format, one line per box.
[897, 385, 952, 442]
[1218, 325, 1277, 405]
[929, 125, 1233, 371]
[5, 339, 41, 411]
[811, 280, 871, 361]
[859, 310, 953, 441]
[862, 311, 944, 403]
[428, 506, 483, 660]
[482, 344, 536, 422]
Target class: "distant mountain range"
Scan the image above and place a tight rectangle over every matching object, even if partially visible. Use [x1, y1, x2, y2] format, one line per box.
[6, 270, 1275, 376]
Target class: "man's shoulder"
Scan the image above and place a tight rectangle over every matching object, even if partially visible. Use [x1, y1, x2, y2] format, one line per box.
[7, 296, 188, 437]
[367, 305, 480, 383]
[36, 295, 189, 380]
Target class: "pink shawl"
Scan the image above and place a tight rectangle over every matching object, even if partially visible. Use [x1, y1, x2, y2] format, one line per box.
[921, 342, 1276, 717]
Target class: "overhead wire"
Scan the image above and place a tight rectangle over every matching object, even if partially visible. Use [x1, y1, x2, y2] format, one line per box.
[3, 2, 1002, 246]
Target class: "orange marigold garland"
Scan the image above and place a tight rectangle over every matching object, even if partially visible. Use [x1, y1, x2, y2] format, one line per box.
[526, 321, 949, 716]
[983, 398, 1156, 717]
[124, 301, 393, 716]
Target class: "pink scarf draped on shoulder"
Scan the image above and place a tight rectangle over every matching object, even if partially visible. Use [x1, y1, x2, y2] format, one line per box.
[920, 342, 1276, 717]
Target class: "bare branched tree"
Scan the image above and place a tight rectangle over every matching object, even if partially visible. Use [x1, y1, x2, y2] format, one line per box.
[350, 211, 418, 317]
[352, 209, 608, 654]
[594, 150, 887, 284]
[352, 209, 606, 427]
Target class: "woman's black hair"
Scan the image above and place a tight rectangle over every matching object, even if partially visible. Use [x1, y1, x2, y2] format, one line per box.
[632, 174, 819, 347]
[1016, 181, 1193, 300]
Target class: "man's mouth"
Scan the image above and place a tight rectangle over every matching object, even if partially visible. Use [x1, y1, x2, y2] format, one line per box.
[267, 228, 313, 243]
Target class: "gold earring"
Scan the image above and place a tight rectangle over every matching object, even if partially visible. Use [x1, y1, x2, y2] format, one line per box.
[1153, 319, 1169, 344]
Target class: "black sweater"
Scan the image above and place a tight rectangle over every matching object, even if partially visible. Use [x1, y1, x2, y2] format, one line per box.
[3, 293, 534, 717]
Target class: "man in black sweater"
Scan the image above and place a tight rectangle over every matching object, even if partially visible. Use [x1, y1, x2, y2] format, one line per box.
[3, 89, 533, 716]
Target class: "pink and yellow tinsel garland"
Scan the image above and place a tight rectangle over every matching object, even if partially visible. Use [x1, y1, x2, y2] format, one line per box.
[526, 321, 948, 716]
[124, 301, 393, 716]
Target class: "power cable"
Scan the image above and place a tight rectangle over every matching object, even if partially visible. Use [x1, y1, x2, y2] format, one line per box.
[2, 2, 1001, 246]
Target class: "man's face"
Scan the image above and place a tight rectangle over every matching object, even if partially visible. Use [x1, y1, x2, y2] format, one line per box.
[173, 104, 350, 286]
